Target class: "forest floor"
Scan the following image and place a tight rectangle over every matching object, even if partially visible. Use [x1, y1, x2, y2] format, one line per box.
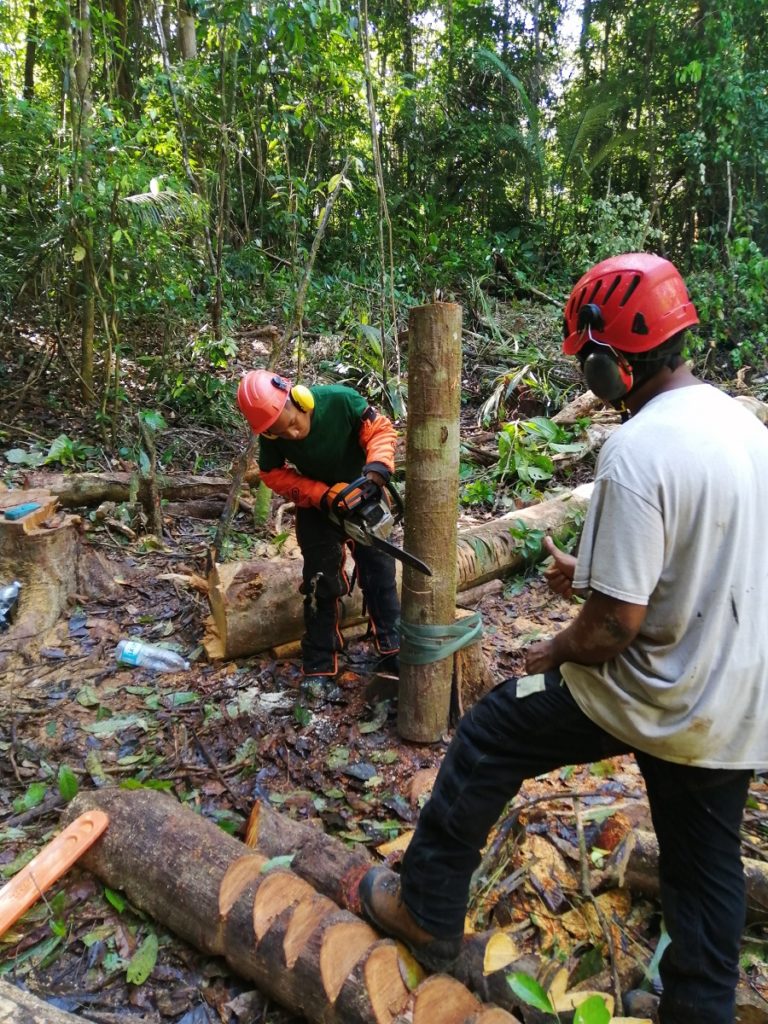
[1, 318, 768, 1024]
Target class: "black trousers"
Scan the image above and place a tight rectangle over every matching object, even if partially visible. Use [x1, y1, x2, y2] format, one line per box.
[400, 673, 751, 1024]
[295, 506, 400, 675]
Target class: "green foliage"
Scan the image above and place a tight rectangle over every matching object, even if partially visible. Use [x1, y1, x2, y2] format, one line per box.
[460, 477, 496, 508]
[506, 972, 554, 1014]
[125, 932, 158, 986]
[505, 972, 610, 1023]
[57, 765, 79, 802]
[4, 434, 100, 470]
[1, 0, 767, 422]
[508, 521, 546, 561]
[560, 193, 664, 276]
[688, 237, 768, 370]
[496, 417, 585, 502]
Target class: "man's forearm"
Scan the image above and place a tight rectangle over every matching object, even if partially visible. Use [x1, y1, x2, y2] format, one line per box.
[525, 591, 646, 674]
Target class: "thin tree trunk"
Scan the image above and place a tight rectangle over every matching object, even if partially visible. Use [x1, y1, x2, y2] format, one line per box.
[177, 0, 196, 59]
[71, 0, 95, 403]
[398, 303, 463, 743]
[112, 0, 134, 102]
[23, 0, 37, 100]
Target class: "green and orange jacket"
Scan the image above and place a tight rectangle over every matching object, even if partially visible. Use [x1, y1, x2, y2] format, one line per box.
[258, 385, 397, 508]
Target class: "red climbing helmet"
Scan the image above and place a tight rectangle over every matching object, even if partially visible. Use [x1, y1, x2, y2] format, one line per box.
[237, 369, 291, 434]
[563, 253, 699, 356]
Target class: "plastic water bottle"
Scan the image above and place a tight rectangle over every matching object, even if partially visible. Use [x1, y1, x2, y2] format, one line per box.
[115, 639, 190, 672]
[0, 581, 21, 631]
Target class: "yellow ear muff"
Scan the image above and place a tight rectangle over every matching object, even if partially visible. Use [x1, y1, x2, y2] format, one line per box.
[291, 384, 315, 413]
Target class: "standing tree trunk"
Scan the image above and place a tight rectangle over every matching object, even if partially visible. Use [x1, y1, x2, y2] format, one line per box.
[71, 0, 95, 403]
[23, 1, 38, 100]
[112, 0, 134, 103]
[178, 0, 196, 59]
[398, 303, 463, 743]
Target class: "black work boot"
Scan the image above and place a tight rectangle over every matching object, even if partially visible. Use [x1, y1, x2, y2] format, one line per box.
[299, 674, 341, 704]
[376, 651, 400, 676]
[358, 866, 462, 973]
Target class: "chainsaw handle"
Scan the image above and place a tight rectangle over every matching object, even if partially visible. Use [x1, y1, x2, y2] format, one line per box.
[329, 477, 379, 518]
[329, 477, 405, 525]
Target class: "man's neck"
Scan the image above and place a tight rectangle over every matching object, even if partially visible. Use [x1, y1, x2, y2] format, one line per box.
[624, 363, 701, 416]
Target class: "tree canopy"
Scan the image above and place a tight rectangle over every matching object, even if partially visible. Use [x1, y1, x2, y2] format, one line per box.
[1, 0, 767, 416]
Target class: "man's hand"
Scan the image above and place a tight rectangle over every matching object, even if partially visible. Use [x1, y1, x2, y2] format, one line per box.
[524, 590, 648, 673]
[524, 637, 559, 674]
[542, 536, 577, 598]
[365, 470, 386, 489]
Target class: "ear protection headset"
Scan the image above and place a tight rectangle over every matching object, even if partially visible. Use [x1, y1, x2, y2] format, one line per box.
[290, 383, 315, 413]
[577, 304, 634, 402]
[269, 375, 315, 413]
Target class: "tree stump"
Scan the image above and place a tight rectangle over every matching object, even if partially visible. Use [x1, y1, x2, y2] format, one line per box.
[0, 490, 80, 642]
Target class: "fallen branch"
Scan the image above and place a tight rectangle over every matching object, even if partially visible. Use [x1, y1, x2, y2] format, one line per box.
[21, 471, 233, 509]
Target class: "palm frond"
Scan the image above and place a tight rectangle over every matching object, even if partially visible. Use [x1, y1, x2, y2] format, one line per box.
[582, 129, 638, 178]
[121, 189, 203, 228]
[558, 100, 618, 180]
[473, 47, 540, 134]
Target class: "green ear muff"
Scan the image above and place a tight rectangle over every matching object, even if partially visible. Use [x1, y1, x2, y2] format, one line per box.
[583, 351, 633, 402]
[291, 384, 315, 413]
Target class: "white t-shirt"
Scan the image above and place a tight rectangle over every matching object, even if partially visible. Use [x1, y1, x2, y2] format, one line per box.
[562, 383, 768, 768]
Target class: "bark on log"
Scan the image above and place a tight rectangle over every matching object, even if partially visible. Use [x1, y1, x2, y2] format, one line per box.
[22, 471, 233, 508]
[64, 789, 520, 1024]
[399, 302, 464, 742]
[204, 484, 593, 659]
[0, 980, 86, 1024]
[613, 828, 768, 920]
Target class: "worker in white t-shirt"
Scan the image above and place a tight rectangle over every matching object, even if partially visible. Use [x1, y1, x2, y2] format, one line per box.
[360, 253, 768, 1024]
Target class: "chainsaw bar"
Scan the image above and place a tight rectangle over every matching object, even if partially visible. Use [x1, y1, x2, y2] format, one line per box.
[365, 531, 433, 576]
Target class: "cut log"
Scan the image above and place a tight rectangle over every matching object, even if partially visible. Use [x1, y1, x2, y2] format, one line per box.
[63, 788, 516, 1024]
[0, 979, 86, 1024]
[243, 796, 768, 1021]
[613, 828, 768, 920]
[0, 490, 80, 641]
[245, 799, 535, 1018]
[204, 484, 594, 659]
[206, 555, 367, 659]
[22, 471, 233, 508]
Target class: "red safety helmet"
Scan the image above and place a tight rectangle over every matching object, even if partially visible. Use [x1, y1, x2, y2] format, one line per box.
[237, 369, 291, 434]
[563, 253, 699, 356]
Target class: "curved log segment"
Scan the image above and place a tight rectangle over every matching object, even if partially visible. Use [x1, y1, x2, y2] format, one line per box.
[64, 788, 520, 1024]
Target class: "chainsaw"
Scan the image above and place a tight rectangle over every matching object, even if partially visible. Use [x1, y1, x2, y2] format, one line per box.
[326, 477, 432, 576]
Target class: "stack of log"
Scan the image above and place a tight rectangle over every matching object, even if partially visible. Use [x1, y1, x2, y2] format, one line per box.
[64, 787, 768, 1024]
[65, 788, 524, 1024]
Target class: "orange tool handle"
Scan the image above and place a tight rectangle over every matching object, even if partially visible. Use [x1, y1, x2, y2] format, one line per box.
[0, 810, 109, 937]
